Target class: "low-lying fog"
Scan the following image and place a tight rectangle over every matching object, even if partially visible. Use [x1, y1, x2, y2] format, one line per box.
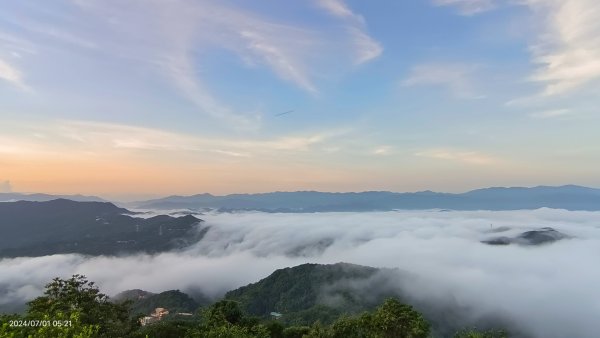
[2, 209, 600, 337]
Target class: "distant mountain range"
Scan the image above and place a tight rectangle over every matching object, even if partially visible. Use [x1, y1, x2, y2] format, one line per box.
[0, 199, 205, 257]
[132, 185, 600, 212]
[0, 192, 107, 203]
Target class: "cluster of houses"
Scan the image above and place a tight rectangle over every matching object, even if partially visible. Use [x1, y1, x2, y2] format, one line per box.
[139, 307, 193, 326]
[139, 307, 282, 326]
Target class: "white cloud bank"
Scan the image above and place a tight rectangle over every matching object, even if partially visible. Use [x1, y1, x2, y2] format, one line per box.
[2, 209, 600, 337]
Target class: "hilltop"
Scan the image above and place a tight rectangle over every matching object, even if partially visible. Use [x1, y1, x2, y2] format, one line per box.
[0, 199, 205, 257]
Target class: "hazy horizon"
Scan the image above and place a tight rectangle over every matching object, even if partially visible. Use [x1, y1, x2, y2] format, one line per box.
[3, 182, 600, 203]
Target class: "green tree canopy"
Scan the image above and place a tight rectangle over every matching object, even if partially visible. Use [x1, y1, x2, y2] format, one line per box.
[25, 274, 135, 337]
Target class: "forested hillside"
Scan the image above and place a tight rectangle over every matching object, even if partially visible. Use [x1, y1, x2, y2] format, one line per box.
[0, 199, 205, 257]
[0, 263, 516, 337]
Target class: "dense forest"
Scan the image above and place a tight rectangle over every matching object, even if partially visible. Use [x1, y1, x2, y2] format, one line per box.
[0, 272, 509, 338]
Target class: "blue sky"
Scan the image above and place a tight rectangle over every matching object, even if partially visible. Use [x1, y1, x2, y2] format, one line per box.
[1, 0, 599, 199]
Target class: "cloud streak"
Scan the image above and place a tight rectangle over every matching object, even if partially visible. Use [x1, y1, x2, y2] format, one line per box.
[315, 0, 382, 64]
[433, 0, 497, 16]
[0, 58, 28, 90]
[525, 0, 600, 96]
[0, 119, 354, 162]
[59, 0, 381, 128]
[415, 148, 499, 165]
[402, 63, 484, 99]
[528, 108, 572, 119]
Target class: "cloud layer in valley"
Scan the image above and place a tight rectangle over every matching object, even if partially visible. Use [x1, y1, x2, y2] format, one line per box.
[2, 209, 600, 337]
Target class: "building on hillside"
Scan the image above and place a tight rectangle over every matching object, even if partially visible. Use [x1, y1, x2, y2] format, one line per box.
[270, 312, 282, 319]
[139, 316, 158, 326]
[139, 307, 170, 326]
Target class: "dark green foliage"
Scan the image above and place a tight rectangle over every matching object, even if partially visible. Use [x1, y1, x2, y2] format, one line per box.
[0, 199, 204, 257]
[112, 289, 154, 303]
[454, 328, 509, 338]
[226, 263, 383, 324]
[329, 315, 371, 338]
[1, 275, 135, 338]
[265, 320, 285, 338]
[282, 305, 344, 326]
[130, 319, 197, 338]
[128, 290, 199, 317]
[369, 298, 430, 338]
[0, 272, 514, 338]
[282, 325, 311, 338]
[187, 324, 270, 338]
[203, 300, 245, 326]
[187, 300, 270, 338]
[306, 298, 431, 338]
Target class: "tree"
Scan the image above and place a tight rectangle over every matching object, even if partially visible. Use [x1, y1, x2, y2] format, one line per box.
[130, 319, 197, 338]
[26, 274, 135, 337]
[329, 315, 369, 338]
[264, 320, 285, 338]
[326, 298, 430, 338]
[304, 321, 329, 338]
[203, 300, 245, 327]
[454, 328, 509, 338]
[187, 300, 269, 338]
[282, 325, 311, 338]
[370, 298, 430, 338]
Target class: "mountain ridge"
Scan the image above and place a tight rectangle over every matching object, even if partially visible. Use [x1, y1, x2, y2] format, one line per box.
[131, 185, 600, 211]
[0, 199, 205, 257]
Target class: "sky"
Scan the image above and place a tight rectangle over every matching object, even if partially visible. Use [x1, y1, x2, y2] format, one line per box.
[1, 0, 599, 200]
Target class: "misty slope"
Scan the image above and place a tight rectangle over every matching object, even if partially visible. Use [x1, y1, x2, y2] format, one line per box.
[224, 263, 524, 336]
[134, 185, 600, 211]
[0, 199, 205, 257]
[225, 263, 380, 323]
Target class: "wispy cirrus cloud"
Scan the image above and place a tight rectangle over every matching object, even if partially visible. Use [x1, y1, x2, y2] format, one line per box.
[7, 0, 380, 130]
[314, 0, 382, 64]
[529, 108, 572, 119]
[315, 0, 365, 23]
[0, 58, 28, 91]
[432, 0, 497, 16]
[402, 63, 484, 99]
[372, 145, 392, 156]
[416, 148, 499, 165]
[524, 0, 600, 96]
[0, 31, 37, 55]
[6, 120, 352, 158]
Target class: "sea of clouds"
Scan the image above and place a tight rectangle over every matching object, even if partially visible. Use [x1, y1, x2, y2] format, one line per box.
[2, 209, 600, 337]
